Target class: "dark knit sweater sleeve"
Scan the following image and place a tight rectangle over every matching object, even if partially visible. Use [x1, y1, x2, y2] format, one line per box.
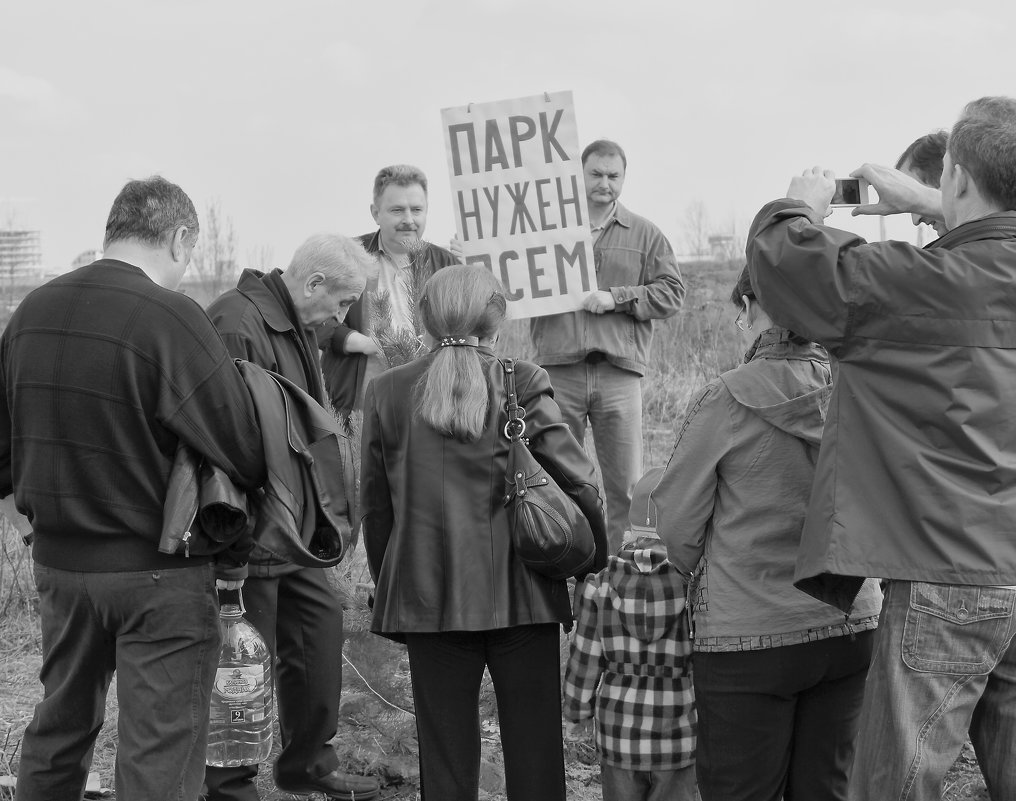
[157, 299, 267, 490]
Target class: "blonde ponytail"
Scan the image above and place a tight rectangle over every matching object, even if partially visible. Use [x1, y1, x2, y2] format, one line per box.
[415, 266, 507, 442]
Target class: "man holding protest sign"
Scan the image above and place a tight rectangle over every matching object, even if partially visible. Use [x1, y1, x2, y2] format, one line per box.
[442, 91, 685, 551]
[531, 139, 685, 550]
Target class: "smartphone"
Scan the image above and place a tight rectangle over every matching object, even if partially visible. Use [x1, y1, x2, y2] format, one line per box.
[830, 178, 870, 206]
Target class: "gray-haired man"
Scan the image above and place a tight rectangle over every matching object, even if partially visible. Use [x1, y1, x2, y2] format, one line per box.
[203, 234, 378, 801]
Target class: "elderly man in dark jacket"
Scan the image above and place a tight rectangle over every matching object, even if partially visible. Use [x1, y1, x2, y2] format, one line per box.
[746, 96, 1016, 801]
[204, 234, 378, 801]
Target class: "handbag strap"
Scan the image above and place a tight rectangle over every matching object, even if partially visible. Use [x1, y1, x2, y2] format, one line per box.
[502, 359, 528, 444]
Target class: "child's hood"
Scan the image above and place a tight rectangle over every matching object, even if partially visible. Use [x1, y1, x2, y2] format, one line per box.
[604, 545, 684, 644]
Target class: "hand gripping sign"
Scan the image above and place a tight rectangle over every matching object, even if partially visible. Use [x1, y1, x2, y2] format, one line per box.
[442, 91, 594, 319]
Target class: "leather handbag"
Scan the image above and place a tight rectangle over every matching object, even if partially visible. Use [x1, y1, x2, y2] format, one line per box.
[501, 359, 596, 580]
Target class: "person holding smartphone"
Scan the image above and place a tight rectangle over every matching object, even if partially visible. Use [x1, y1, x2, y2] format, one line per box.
[747, 97, 1016, 801]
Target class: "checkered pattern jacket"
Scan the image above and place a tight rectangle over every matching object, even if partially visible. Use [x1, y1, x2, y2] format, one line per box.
[564, 543, 696, 770]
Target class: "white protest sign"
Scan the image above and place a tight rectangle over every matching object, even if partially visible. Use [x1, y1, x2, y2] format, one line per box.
[441, 91, 594, 319]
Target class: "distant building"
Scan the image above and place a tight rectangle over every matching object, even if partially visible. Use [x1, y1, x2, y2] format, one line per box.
[708, 234, 736, 262]
[179, 257, 238, 306]
[71, 249, 104, 270]
[0, 228, 44, 283]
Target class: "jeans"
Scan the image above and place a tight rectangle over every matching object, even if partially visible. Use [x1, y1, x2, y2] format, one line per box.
[545, 360, 642, 553]
[693, 632, 875, 801]
[849, 580, 1016, 801]
[600, 763, 697, 801]
[405, 624, 565, 801]
[203, 567, 344, 801]
[16, 563, 220, 801]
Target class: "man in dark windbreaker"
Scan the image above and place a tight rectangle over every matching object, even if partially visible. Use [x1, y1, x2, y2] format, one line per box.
[746, 96, 1016, 801]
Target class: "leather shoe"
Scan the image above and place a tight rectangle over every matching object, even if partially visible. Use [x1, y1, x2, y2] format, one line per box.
[274, 768, 380, 800]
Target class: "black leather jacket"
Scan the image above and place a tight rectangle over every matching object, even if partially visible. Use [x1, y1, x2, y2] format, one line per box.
[361, 349, 607, 641]
[160, 362, 357, 579]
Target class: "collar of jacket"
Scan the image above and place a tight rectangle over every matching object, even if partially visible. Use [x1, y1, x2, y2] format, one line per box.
[362, 229, 447, 261]
[742, 327, 825, 364]
[362, 230, 382, 254]
[613, 542, 669, 575]
[610, 202, 633, 230]
[927, 211, 1016, 251]
[236, 268, 298, 334]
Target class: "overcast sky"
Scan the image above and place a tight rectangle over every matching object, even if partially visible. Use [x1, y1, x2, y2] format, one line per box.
[3, 0, 1015, 270]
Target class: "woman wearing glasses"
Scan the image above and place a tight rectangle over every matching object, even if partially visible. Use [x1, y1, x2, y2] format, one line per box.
[653, 265, 883, 801]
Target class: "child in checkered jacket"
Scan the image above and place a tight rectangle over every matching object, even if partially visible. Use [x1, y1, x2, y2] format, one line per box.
[564, 467, 697, 801]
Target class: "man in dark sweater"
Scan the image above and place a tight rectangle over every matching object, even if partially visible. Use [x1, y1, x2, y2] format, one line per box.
[2, 176, 267, 801]
[204, 234, 377, 801]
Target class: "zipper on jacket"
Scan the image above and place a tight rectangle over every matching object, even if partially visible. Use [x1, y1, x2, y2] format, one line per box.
[181, 506, 198, 558]
[683, 567, 699, 642]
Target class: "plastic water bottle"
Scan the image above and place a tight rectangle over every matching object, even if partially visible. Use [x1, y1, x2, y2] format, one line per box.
[206, 590, 274, 767]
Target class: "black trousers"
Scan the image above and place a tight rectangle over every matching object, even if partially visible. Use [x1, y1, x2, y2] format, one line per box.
[405, 624, 566, 801]
[204, 567, 344, 801]
[693, 631, 876, 801]
[17, 564, 220, 801]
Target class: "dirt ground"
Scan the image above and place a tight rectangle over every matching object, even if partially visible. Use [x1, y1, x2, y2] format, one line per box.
[0, 645, 990, 800]
[0, 647, 603, 801]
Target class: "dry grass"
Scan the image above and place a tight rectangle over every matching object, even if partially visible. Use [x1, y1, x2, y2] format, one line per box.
[0, 519, 122, 799]
[0, 519, 38, 799]
[0, 260, 990, 799]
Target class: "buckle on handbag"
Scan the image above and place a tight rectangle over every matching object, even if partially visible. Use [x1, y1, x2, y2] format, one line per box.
[504, 418, 527, 440]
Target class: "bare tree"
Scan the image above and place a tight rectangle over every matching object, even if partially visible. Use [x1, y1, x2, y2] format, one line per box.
[192, 200, 237, 298]
[246, 244, 275, 272]
[682, 201, 710, 258]
[715, 216, 747, 264]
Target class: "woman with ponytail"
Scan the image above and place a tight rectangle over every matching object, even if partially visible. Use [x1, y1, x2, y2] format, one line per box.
[360, 264, 607, 801]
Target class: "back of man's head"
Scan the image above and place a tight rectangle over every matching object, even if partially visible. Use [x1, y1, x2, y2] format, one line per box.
[103, 176, 199, 250]
[287, 233, 373, 291]
[948, 96, 1016, 210]
[581, 139, 627, 170]
[373, 164, 428, 205]
[896, 130, 949, 188]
